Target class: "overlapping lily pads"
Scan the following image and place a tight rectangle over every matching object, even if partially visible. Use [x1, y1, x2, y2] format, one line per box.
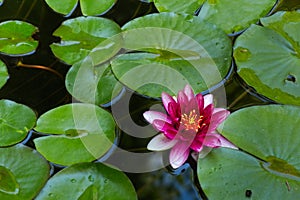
[198, 105, 300, 199]
[0, 100, 36, 147]
[197, 0, 277, 34]
[0, 144, 50, 200]
[35, 162, 137, 200]
[66, 57, 122, 105]
[34, 103, 116, 166]
[153, 0, 204, 14]
[45, 0, 116, 16]
[0, 20, 38, 55]
[234, 11, 300, 105]
[0, 60, 8, 89]
[111, 12, 232, 98]
[50, 16, 121, 65]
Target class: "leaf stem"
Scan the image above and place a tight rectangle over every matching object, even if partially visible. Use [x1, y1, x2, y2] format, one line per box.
[17, 61, 64, 80]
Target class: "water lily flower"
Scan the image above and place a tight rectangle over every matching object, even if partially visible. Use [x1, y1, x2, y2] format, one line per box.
[144, 85, 236, 169]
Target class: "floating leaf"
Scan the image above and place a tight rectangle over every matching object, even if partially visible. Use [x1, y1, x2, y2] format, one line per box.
[0, 59, 8, 89]
[234, 11, 300, 105]
[0, 20, 38, 55]
[66, 57, 122, 105]
[153, 0, 204, 14]
[111, 12, 232, 98]
[197, 0, 277, 34]
[35, 162, 137, 200]
[0, 144, 50, 200]
[0, 100, 36, 147]
[198, 105, 300, 199]
[51, 16, 121, 65]
[34, 103, 115, 166]
[45, 0, 116, 16]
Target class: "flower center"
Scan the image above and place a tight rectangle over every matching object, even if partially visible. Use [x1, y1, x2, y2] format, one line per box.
[180, 109, 204, 132]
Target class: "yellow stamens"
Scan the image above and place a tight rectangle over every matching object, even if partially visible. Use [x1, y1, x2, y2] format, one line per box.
[180, 109, 204, 131]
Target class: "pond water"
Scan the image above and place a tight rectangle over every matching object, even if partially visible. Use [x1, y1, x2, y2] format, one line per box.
[0, 0, 298, 199]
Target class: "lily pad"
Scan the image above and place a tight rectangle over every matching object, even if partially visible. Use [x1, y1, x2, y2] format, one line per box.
[66, 57, 122, 105]
[35, 162, 137, 200]
[111, 12, 232, 98]
[198, 105, 300, 199]
[0, 20, 38, 55]
[0, 100, 36, 147]
[50, 16, 121, 65]
[0, 144, 50, 200]
[0, 60, 8, 89]
[45, 0, 115, 16]
[153, 0, 204, 14]
[234, 11, 300, 105]
[197, 0, 277, 34]
[34, 103, 115, 166]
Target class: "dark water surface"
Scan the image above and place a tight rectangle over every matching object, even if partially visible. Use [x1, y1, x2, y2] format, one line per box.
[0, 0, 297, 199]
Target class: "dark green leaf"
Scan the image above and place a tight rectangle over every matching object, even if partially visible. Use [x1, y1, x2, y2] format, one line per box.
[35, 163, 137, 200]
[0, 100, 36, 147]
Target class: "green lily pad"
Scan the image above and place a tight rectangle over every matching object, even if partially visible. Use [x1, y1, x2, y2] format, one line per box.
[66, 57, 122, 105]
[234, 11, 300, 105]
[0, 60, 8, 89]
[0, 144, 50, 200]
[0, 100, 36, 147]
[34, 103, 115, 166]
[198, 105, 300, 199]
[51, 16, 121, 65]
[45, 0, 115, 16]
[35, 162, 137, 200]
[153, 0, 204, 14]
[197, 0, 277, 34]
[0, 20, 38, 55]
[111, 12, 232, 98]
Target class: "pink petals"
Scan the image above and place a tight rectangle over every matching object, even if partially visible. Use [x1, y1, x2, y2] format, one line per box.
[144, 84, 236, 169]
